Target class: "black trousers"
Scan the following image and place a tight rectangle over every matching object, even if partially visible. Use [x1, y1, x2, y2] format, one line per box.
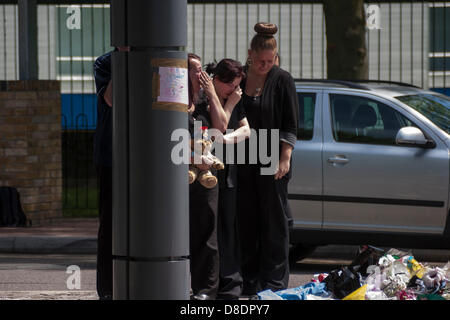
[96, 164, 113, 298]
[189, 180, 220, 298]
[217, 185, 243, 299]
[237, 164, 290, 294]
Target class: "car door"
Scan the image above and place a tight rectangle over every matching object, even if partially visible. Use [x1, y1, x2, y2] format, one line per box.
[322, 91, 448, 234]
[288, 89, 323, 229]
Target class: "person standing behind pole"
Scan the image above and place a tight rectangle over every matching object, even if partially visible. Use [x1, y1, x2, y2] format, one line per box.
[204, 60, 250, 300]
[187, 54, 231, 300]
[93, 46, 129, 300]
[237, 23, 298, 297]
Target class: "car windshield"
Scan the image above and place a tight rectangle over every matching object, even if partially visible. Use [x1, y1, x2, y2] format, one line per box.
[395, 93, 450, 134]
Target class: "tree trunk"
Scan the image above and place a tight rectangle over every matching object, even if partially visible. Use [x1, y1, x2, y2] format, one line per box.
[323, 0, 368, 80]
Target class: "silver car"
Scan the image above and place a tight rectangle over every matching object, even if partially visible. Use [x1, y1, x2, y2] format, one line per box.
[289, 80, 450, 260]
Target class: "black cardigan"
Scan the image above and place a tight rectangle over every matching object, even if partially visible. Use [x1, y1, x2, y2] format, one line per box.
[241, 66, 299, 149]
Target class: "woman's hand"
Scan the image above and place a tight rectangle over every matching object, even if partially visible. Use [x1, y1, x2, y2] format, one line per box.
[199, 71, 215, 98]
[201, 71, 228, 132]
[226, 87, 242, 108]
[275, 143, 293, 180]
[274, 158, 290, 180]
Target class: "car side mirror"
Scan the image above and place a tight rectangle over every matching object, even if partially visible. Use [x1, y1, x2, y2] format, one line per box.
[396, 127, 435, 148]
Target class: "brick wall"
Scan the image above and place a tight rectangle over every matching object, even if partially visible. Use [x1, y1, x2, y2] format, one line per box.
[0, 80, 62, 225]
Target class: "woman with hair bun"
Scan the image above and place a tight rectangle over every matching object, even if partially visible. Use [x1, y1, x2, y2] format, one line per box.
[237, 23, 299, 296]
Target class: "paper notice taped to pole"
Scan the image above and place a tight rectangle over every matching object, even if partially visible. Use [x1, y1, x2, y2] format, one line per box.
[151, 58, 188, 112]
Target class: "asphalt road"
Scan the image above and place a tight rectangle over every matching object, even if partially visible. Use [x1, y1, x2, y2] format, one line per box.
[0, 253, 447, 300]
[0, 254, 96, 299]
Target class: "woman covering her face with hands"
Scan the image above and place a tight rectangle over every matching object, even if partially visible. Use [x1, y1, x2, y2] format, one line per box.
[205, 59, 250, 300]
[187, 55, 249, 300]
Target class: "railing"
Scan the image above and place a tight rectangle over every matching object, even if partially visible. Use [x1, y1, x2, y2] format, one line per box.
[0, 0, 448, 215]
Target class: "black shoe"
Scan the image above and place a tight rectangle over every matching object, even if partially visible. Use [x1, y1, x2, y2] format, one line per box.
[241, 283, 259, 297]
[99, 294, 112, 300]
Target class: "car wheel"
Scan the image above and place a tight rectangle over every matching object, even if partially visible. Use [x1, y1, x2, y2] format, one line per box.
[289, 243, 316, 265]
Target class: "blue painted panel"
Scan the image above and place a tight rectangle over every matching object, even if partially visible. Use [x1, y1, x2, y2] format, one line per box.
[61, 94, 97, 130]
[431, 88, 450, 97]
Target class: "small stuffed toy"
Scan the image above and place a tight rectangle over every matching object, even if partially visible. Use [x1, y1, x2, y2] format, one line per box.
[189, 127, 224, 189]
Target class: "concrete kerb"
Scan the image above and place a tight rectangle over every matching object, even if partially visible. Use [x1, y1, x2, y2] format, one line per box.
[0, 236, 97, 254]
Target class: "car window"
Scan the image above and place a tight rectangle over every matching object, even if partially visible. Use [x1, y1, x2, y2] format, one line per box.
[330, 94, 417, 145]
[297, 92, 316, 140]
[395, 94, 450, 134]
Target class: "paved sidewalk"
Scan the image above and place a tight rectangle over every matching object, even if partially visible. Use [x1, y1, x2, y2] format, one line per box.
[0, 218, 98, 254]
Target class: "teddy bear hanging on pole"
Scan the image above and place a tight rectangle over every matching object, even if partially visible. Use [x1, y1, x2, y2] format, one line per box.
[189, 126, 224, 189]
